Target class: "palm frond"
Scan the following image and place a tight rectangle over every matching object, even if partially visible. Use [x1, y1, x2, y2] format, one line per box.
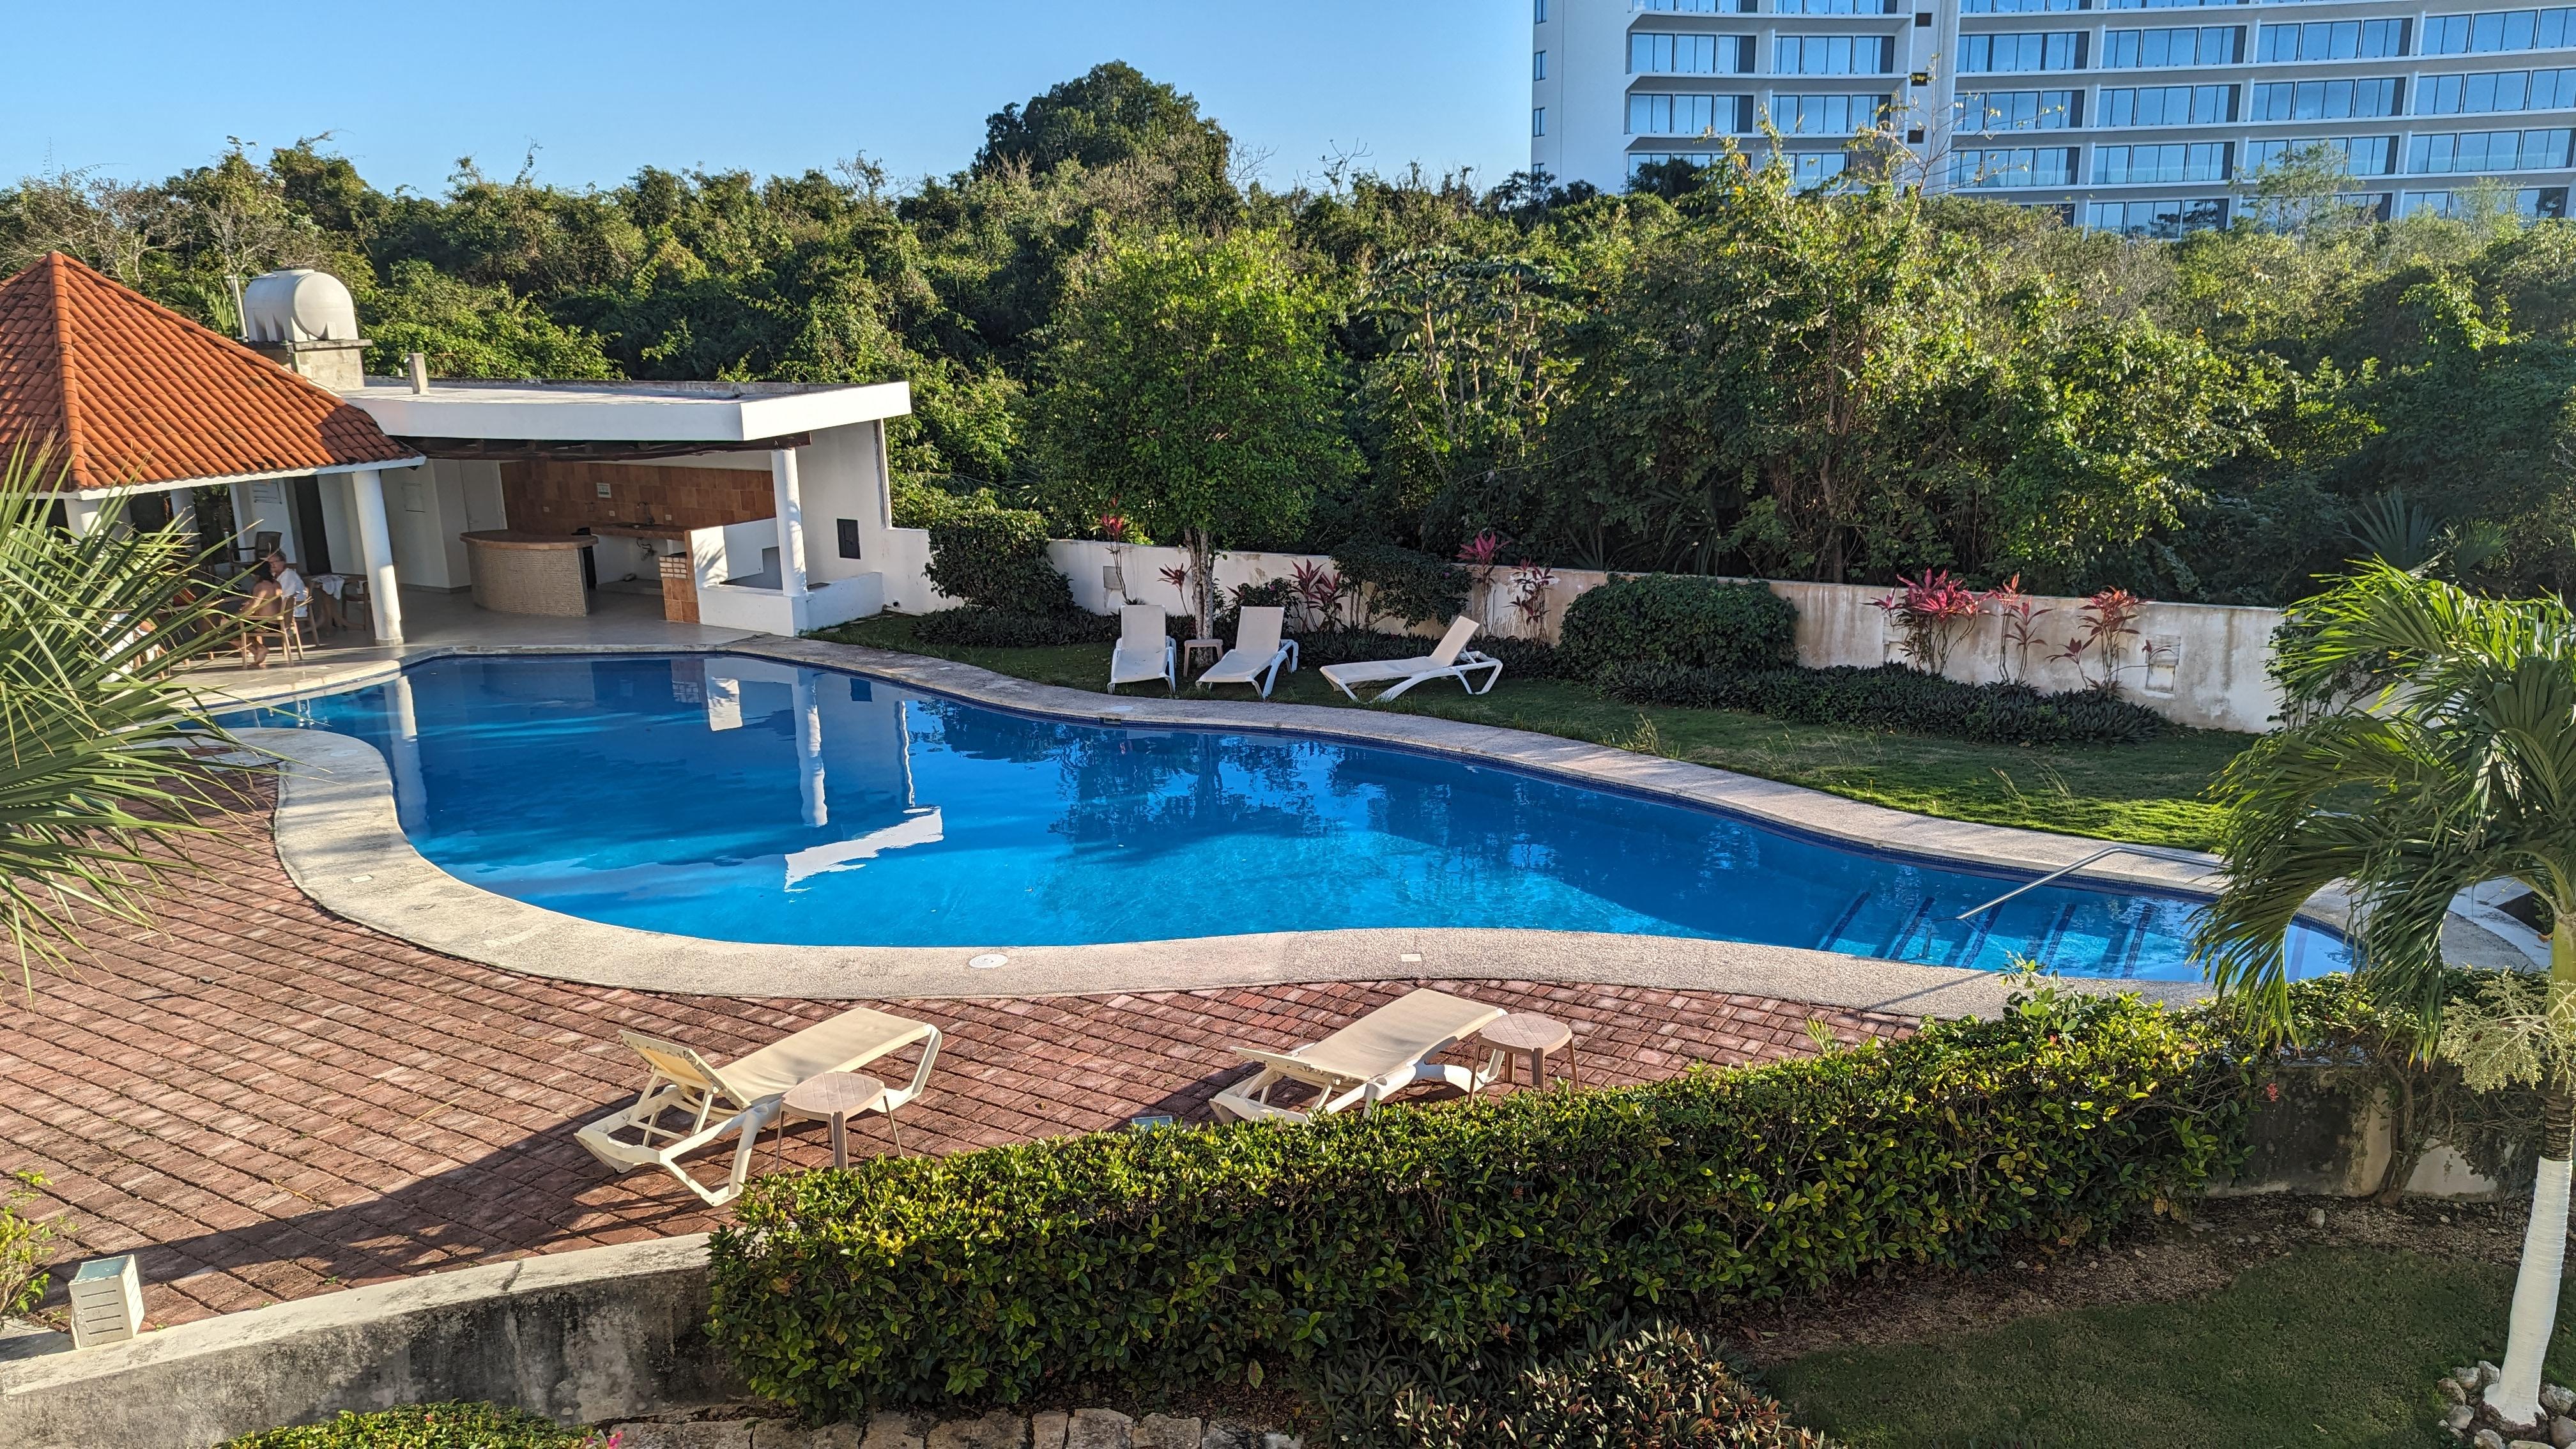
[0, 442, 255, 991]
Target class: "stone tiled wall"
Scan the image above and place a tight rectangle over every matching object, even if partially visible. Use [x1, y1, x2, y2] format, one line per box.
[500, 460, 774, 534]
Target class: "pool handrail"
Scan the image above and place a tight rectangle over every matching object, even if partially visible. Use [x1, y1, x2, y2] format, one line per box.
[1951, 843, 2217, 921]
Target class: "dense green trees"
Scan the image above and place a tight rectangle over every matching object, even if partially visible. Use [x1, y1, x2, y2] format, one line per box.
[8, 71, 2575, 603]
[1027, 232, 1354, 631]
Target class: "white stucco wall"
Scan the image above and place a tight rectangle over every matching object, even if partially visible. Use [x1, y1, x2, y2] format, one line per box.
[1017, 540, 2286, 733]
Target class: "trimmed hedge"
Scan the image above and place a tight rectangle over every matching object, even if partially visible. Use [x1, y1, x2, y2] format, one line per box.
[1322, 1319, 1826, 1448]
[926, 508, 1075, 615]
[1597, 661, 2166, 746]
[912, 605, 1121, 649]
[1559, 576, 1797, 677]
[709, 990, 2244, 1420]
[219, 1403, 604, 1448]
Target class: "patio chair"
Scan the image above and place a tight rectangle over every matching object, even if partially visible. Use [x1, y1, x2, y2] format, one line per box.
[1109, 603, 1176, 693]
[1316, 617, 1503, 703]
[1211, 987, 1508, 1125]
[574, 1005, 942, 1206]
[1195, 605, 1299, 698]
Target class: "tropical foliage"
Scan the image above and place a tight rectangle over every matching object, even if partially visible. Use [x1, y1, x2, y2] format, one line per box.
[2191, 564, 2576, 1427]
[5, 68, 2572, 600]
[0, 447, 240, 990]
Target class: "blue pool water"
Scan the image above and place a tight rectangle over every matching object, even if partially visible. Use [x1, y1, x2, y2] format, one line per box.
[222, 653, 2345, 980]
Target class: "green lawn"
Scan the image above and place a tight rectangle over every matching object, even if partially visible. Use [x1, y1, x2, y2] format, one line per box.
[813, 615, 2251, 850]
[1766, 1248, 2567, 1448]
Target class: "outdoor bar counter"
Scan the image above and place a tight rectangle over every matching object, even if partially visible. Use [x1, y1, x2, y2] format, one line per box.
[461, 530, 597, 617]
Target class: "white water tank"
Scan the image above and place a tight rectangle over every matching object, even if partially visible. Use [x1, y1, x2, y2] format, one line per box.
[241, 268, 360, 344]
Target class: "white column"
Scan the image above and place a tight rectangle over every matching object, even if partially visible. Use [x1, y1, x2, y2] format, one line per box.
[60, 493, 103, 535]
[792, 673, 827, 828]
[386, 673, 428, 824]
[770, 447, 809, 608]
[350, 468, 405, 644]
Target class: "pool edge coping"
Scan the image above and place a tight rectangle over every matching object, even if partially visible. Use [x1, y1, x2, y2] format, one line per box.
[238, 636, 2347, 1015]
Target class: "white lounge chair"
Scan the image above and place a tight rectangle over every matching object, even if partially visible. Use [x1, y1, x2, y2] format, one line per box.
[574, 1006, 942, 1206]
[1195, 605, 1300, 698]
[1211, 988, 1508, 1124]
[1109, 603, 1176, 693]
[1316, 617, 1502, 702]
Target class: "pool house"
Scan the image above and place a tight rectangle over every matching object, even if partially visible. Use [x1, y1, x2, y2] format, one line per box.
[0, 254, 916, 646]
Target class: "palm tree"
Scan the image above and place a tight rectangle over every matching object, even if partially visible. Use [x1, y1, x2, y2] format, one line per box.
[1, 443, 245, 992]
[2193, 562, 2576, 1429]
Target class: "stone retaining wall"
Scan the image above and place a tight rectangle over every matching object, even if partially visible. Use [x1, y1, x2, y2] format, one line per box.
[0, 1236, 733, 1449]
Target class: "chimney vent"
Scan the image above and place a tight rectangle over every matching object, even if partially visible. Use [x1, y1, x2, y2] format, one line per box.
[407, 352, 429, 394]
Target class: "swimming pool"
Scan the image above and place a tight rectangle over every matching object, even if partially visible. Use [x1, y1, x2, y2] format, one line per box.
[224, 653, 2344, 981]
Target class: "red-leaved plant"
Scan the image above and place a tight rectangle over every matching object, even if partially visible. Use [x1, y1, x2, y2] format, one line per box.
[2054, 588, 2142, 691]
[1984, 574, 2051, 685]
[1509, 563, 1557, 630]
[1289, 558, 1351, 632]
[1870, 569, 1982, 675]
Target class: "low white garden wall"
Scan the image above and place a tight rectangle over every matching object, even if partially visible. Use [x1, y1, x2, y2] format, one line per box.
[898, 540, 2290, 734]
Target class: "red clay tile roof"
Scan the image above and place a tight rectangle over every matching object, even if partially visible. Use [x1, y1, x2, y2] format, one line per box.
[0, 252, 415, 491]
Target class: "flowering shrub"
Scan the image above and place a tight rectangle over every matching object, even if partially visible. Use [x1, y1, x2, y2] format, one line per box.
[1289, 558, 1352, 632]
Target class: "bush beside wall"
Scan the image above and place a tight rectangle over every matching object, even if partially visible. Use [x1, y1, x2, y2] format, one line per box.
[913, 605, 1121, 649]
[220, 1403, 605, 1448]
[1597, 661, 2167, 746]
[926, 509, 1077, 615]
[1559, 576, 1799, 678]
[708, 991, 2244, 1421]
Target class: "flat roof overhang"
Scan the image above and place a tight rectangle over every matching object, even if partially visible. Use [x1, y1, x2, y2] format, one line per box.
[341, 379, 912, 447]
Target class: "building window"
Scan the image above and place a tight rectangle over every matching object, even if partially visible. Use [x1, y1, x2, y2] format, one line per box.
[2093, 141, 2234, 182]
[1632, 33, 1756, 73]
[2086, 197, 2230, 237]
[1954, 145, 2082, 186]
[2423, 9, 2576, 55]
[1958, 31, 2087, 72]
[2104, 25, 2245, 66]
[1959, 89, 2083, 130]
[1535, 50, 1547, 80]
[2257, 19, 2411, 61]
[2101, 84, 2239, 124]
[1534, 0, 1546, 20]
[1534, 107, 1548, 136]
[1638, 0, 1754, 10]
[1775, 34, 1899, 73]
[2101, 0, 2246, 8]
[2245, 135, 2401, 176]
[1784, 152, 1855, 189]
[2248, 77, 2403, 119]
[1773, 93, 1894, 134]
[1629, 93, 1757, 134]
[2407, 125, 2576, 171]
[1777, 0, 1898, 12]
[1961, 0, 2082, 10]
[1629, 150, 1726, 176]
[2402, 185, 2571, 215]
[2418, 67, 2576, 112]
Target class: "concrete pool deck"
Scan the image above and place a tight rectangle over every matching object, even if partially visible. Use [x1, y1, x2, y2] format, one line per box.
[240, 632, 2372, 1017]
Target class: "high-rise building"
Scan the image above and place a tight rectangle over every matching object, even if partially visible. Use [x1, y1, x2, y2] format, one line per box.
[1529, 0, 2576, 235]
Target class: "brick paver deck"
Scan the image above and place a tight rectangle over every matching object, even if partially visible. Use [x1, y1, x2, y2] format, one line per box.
[0, 782, 1911, 1328]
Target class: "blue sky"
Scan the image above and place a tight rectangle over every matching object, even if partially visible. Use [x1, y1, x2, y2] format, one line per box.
[7, 1, 1529, 197]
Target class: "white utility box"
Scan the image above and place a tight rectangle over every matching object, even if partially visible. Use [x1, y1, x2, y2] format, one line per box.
[66, 1254, 143, 1349]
